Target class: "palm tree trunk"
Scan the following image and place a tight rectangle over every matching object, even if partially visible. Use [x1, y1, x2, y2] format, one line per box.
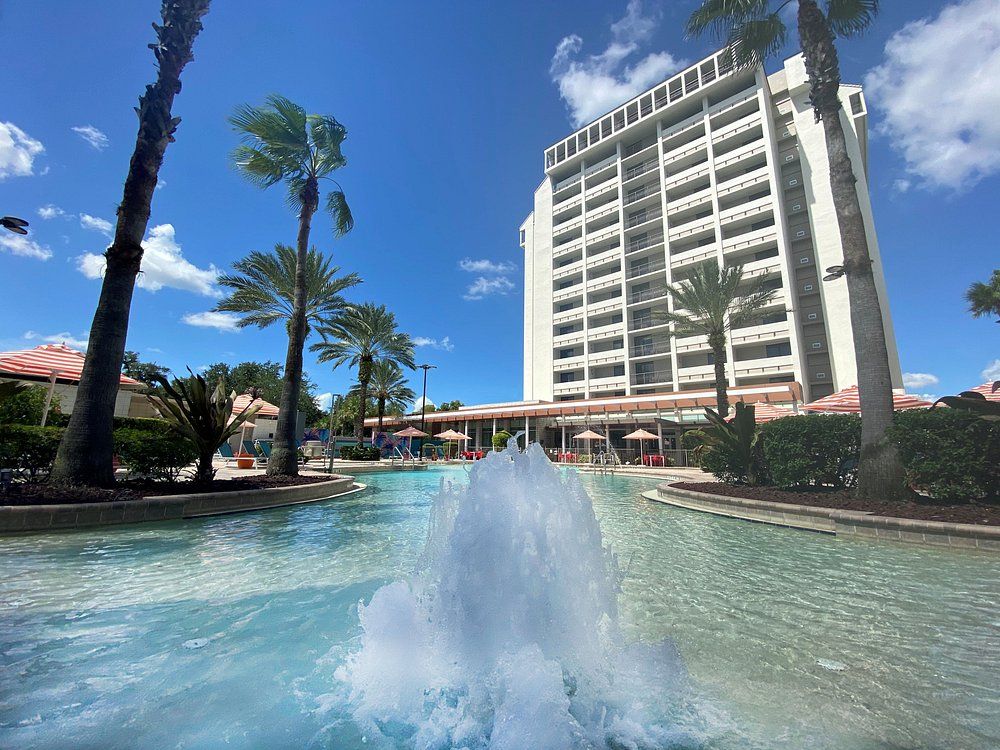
[798, 1, 907, 500]
[709, 331, 729, 418]
[354, 373, 371, 442]
[196, 448, 215, 484]
[267, 183, 318, 476]
[377, 397, 386, 432]
[50, 0, 210, 487]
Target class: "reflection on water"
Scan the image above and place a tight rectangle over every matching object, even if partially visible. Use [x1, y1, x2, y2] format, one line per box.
[1, 463, 997, 749]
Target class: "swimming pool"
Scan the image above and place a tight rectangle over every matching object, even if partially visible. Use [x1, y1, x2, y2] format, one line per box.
[1, 464, 997, 749]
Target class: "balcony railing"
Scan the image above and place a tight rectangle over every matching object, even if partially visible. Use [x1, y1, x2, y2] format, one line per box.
[626, 207, 663, 229]
[625, 259, 667, 279]
[624, 158, 659, 182]
[626, 230, 665, 254]
[624, 185, 659, 206]
[630, 339, 671, 357]
[633, 369, 672, 385]
[628, 287, 668, 305]
[631, 316, 666, 331]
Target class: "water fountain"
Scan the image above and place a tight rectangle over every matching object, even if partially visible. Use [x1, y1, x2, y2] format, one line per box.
[336, 442, 710, 749]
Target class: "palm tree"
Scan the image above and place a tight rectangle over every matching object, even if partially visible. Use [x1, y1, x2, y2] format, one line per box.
[686, 0, 907, 499]
[215, 243, 360, 330]
[229, 95, 355, 476]
[353, 360, 415, 433]
[658, 260, 777, 418]
[311, 304, 415, 441]
[50, 0, 210, 486]
[966, 270, 1000, 323]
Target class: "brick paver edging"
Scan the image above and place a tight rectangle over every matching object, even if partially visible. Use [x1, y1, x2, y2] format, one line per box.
[643, 484, 1000, 551]
[0, 477, 363, 533]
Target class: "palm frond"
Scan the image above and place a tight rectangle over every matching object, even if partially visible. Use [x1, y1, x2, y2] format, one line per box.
[326, 190, 354, 236]
[309, 115, 348, 176]
[824, 0, 879, 38]
[687, 0, 770, 39]
[726, 14, 787, 69]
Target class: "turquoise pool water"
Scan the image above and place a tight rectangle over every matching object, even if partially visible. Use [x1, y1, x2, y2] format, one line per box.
[1, 466, 997, 749]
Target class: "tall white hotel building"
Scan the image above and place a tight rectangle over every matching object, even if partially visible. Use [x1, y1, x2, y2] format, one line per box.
[520, 50, 902, 405]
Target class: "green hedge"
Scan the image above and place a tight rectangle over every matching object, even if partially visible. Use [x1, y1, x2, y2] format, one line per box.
[0, 385, 61, 426]
[0, 425, 64, 477]
[760, 414, 861, 488]
[114, 426, 198, 481]
[339, 444, 380, 461]
[888, 409, 1000, 502]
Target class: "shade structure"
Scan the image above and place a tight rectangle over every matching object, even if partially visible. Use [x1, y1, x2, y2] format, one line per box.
[232, 394, 279, 418]
[434, 429, 470, 440]
[623, 428, 658, 441]
[0, 343, 140, 386]
[803, 386, 931, 413]
[967, 382, 1000, 402]
[573, 429, 605, 441]
[728, 401, 794, 423]
[394, 426, 428, 437]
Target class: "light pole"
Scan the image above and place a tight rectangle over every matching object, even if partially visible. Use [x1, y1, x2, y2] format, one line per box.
[418, 364, 436, 456]
[326, 393, 342, 474]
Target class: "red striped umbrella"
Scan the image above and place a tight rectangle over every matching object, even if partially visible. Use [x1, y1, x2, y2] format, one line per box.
[727, 401, 794, 423]
[0, 343, 140, 385]
[967, 382, 1000, 402]
[803, 385, 931, 413]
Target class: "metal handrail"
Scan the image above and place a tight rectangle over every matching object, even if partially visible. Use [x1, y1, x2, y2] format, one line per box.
[626, 260, 667, 279]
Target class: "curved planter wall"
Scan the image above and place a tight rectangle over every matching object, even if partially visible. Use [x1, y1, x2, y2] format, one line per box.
[0, 476, 361, 533]
[645, 484, 1000, 551]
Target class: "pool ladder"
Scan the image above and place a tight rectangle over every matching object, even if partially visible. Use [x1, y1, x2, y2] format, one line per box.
[594, 450, 622, 475]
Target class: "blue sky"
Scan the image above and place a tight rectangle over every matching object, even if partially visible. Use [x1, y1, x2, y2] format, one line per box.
[1, 0, 997, 408]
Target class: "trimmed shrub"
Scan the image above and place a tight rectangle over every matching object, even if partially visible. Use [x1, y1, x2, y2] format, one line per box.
[0, 425, 64, 477]
[492, 430, 512, 451]
[113, 416, 173, 432]
[113, 427, 198, 481]
[339, 444, 381, 461]
[0, 385, 61, 426]
[760, 414, 861, 488]
[888, 409, 1000, 503]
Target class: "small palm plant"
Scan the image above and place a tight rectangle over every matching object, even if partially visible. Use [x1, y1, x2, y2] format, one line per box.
[229, 95, 354, 476]
[658, 260, 776, 418]
[353, 360, 416, 433]
[148, 371, 261, 483]
[311, 304, 415, 442]
[700, 402, 767, 485]
[686, 0, 906, 499]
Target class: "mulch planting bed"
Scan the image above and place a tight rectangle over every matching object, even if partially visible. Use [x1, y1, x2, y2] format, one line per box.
[1, 475, 336, 507]
[671, 482, 1000, 527]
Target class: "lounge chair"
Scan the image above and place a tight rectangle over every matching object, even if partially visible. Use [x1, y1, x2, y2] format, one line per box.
[243, 440, 267, 467]
[216, 442, 243, 466]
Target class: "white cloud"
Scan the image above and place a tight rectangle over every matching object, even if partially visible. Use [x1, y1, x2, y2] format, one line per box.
[413, 335, 454, 351]
[864, 0, 1000, 190]
[24, 330, 89, 350]
[0, 234, 52, 260]
[156, 179, 166, 191]
[892, 179, 911, 193]
[77, 223, 219, 296]
[181, 311, 241, 332]
[459, 257, 515, 274]
[902, 372, 939, 390]
[463, 276, 515, 301]
[72, 125, 109, 151]
[37, 204, 67, 220]
[315, 392, 333, 411]
[912, 392, 939, 404]
[0, 121, 44, 180]
[80, 213, 113, 237]
[550, 0, 686, 127]
[982, 359, 1000, 382]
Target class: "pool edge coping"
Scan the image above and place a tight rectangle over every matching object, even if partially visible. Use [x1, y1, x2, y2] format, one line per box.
[0, 476, 366, 533]
[642, 484, 1000, 551]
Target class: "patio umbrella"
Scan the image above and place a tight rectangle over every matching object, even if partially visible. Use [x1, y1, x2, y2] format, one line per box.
[967, 382, 1000, 402]
[623, 428, 658, 464]
[803, 385, 931, 413]
[435, 429, 471, 459]
[395, 425, 428, 457]
[572, 429, 604, 462]
[726, 401, 794, 423]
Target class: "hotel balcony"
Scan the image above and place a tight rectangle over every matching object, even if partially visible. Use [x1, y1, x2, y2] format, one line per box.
[630, 338, 672, 359]
[553, 330, 585, 347]
[625, 229, 665, 255]
[722, 226, 779, 256]
[588, 375, 627, 393]
[716, 165, 770, 200]
[553, 307, 584, 325]
[587, 271, 622, 293]
[711, 108, 762, 145]
[588, 298, 622, 317]
[587, 223, 620, 245]
[589, 321, 625, 340]
[553, 355, 585, 372]
[730, 320, 791, 347]
[668, 215, 715, 242]
[552, 238, 583, 261]
[719, 196, 772, 229]
[663, 161, 711, 191]
[677, 362, 716, 383]
[552, 282, 584, 304]
[588, 350, 626, 367]
[632, 368, 673, 387]
[553, 382, 584, 397]
[670, 243, 717, 271]
[627, 285, 669, 306]
[625, 258, 668, 280]
[622, 157, 659, 186]
[624, 207, 663, 232]
[733, 353, 794, 378]
[552, 259, 584, 280]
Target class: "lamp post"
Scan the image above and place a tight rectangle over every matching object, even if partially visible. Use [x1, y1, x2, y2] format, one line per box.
[418, 364, 436, 455]
[326, 393, 342, 474]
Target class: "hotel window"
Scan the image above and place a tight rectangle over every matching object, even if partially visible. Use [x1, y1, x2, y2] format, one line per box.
[601, 117, 613, 137]
[765, 342, 792, 358]
[613, 364, 626, 377]
[559, 372, 576, 383]
[519, 229, 526, 244]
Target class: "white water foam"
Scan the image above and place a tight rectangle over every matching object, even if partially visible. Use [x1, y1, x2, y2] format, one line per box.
[334, 442, 712, 749]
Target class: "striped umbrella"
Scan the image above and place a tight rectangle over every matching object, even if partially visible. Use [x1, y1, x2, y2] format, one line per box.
[726, 401, 794, 423]
[232, 394, 279, 417]
[0, 343, 140, 385]
[803, 385, 931, 413]
[967, 382, 1000, 402]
